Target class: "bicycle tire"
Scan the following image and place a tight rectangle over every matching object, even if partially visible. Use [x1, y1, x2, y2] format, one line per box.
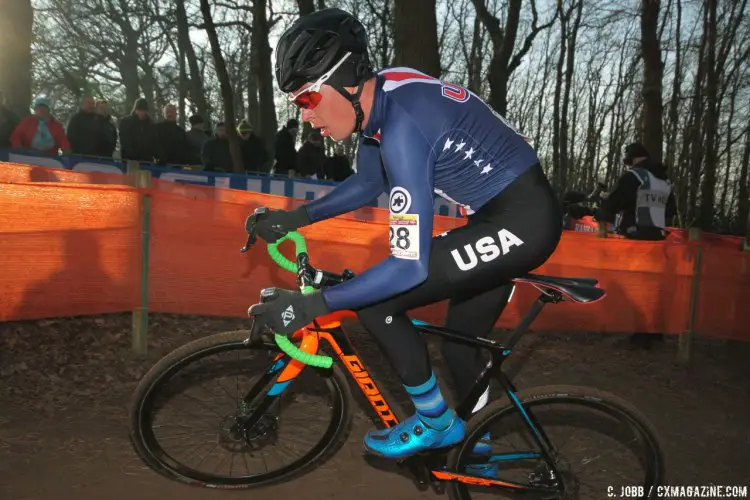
[445, 384, 664, 500]
[129, 329, 354, 489]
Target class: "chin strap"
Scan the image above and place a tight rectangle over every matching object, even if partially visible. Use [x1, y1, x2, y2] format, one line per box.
[334, 79, 367, 134]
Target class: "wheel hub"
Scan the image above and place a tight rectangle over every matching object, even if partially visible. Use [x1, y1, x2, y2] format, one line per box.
[218, 412, 278, 452]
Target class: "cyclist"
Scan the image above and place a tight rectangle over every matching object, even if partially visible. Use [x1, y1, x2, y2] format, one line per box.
[249, 8, 562, 460]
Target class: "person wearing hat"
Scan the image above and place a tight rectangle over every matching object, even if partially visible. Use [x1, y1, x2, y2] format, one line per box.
[186, 114, 209, 165]
[273, 118, 299, 176]
[600, 142, 676, 241]
[237, 119, 270, 173]
[10, 96, 70, 155]
[118, 97, 160, 163]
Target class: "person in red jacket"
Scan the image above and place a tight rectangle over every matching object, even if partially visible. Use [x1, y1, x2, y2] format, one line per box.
[10, 96, 70, 155]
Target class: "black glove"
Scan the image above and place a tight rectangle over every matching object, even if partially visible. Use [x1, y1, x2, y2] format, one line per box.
[247, 288, 330, 335]
[254, 206, 312, 243]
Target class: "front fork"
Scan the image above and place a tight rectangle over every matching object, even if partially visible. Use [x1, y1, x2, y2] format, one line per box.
[236, 329, 320, 435]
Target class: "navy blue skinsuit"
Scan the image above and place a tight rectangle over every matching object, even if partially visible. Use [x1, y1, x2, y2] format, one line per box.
[302, 67, 540, 312]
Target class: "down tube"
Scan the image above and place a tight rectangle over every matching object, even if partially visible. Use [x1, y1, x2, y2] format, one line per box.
[317, 327, 400, 428]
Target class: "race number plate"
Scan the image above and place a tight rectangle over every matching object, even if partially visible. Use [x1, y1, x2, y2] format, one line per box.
[389, 213, 420, 260]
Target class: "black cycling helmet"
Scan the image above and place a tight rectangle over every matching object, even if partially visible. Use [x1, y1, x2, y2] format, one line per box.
[275, 8, 374, 132]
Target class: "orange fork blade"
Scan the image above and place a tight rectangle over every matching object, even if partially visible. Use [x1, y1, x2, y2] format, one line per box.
[430, 470, 527, 489]
[275, 328, 320, 383]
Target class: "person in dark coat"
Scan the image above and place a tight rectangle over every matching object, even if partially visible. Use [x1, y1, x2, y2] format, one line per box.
[154, 104, 190, 166]
[295, 128, 326, 178]
[186, 114, 210, 166]
[95, 99, 117, 157]
[118, 98, 160, 163]
[0, 90, 19, 149]
[238, 119, 270, 173]
[66, 96, 104, 156]
[202, 122, 232, 172]
[273, 118, 299, 176]
[324, 144, 353, 181]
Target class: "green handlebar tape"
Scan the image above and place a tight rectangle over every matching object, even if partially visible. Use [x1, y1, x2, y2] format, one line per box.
[274, 334, 333, 369]
[265, 231, 333, 368]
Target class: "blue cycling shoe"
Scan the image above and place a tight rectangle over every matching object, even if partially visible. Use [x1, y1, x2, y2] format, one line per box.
[364, 413, 466, 460]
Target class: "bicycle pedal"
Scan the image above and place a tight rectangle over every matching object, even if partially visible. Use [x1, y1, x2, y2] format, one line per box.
[401, 458, 430, 490]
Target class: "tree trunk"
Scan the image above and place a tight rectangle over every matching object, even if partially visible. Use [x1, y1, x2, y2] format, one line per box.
[472, 0, 557, 115]
[393, 0, 441, 77]
[699, 0, 718, 230]
[297, 0, 315, 15]
[0, 0, 33, 117]
[687, 13, 707, 224]
[467, 14, 484, 94]
[560, 0, 583, 192]
[247, 41, 260, 131]
[665, 0, 681, 170]
[177, 0, 210, 121]
[737, 124, 750, 235]
[552, 3, 567, 192]
[178, 39, 187, 128]
[199, 0, 243, 172]
[254, 0, 279, 159]
[641, 0, 664, 162]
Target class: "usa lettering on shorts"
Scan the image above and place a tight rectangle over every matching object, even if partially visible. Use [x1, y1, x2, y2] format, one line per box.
[450, 229, 524, 271]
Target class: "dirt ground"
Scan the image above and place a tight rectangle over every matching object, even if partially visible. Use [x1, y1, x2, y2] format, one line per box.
[1, 313, 749, 500]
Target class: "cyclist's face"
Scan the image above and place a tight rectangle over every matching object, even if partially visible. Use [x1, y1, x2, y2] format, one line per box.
[297, 84, 355, 141]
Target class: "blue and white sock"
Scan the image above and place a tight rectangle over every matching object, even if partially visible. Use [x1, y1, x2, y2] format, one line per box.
[405, 372, 455, 430]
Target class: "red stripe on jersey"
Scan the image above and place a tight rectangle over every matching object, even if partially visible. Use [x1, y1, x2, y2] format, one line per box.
[382, 71, 437, 82]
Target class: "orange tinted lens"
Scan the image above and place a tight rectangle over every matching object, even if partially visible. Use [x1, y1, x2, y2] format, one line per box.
[293, 91, 323, 110]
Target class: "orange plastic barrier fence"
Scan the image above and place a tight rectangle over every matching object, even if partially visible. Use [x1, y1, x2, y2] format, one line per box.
[1, 163, 749, 342]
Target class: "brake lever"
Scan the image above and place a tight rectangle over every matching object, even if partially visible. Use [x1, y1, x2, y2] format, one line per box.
[241, 207, 269, 253]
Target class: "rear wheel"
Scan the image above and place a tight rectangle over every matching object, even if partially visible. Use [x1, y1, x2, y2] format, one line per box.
[446, 385, 664, 499]
[129, 330, 353, 489]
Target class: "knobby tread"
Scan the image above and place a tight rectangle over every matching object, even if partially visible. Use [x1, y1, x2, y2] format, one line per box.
[129, 329, 354, 489]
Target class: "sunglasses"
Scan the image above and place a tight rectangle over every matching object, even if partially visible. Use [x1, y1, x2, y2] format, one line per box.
[288, 52, 352, 110]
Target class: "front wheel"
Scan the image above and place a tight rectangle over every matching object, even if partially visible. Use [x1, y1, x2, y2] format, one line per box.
[446, 385, 664, 500]
[129, 329, 353, 489]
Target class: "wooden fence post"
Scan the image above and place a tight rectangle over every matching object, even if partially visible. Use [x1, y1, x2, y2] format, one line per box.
[678, 227, 703, 364]
[127, 161, 151, 357]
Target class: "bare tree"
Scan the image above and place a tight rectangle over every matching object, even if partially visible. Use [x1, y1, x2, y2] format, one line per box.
[393, 0, 441, 77]
[199, 0, 242, 172]
[641, 0, 664, 162]
[471, 0, 558, 114]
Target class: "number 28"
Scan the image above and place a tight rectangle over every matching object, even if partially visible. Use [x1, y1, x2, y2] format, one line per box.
[389, 227, 411, 250]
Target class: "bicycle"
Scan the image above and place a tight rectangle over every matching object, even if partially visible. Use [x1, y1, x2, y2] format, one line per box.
[129, 208, 665, 499]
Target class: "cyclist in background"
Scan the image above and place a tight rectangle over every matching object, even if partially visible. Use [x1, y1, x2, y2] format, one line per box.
[249, 8, 562, 460]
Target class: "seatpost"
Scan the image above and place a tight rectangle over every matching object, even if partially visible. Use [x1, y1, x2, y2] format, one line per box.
[503, 295, 551, 350]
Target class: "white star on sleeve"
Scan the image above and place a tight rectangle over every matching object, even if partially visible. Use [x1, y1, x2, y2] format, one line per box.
[480, 165, 493, 175]
[463, 147, 475, 159]
[443, 137, 454, 151]
[455, 141, 466, 151]
[474, 159, 483, 167]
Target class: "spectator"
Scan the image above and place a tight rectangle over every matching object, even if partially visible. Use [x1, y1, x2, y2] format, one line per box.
[599, 142, 676, 241]
[295, 128, 326, 179]
[66, 96, 101, 156]
[154, 104, 190, 166]
[202, 122, 232, 172]
[10, 96, 70, 155]
[95, 99, 117, 157]
[0, 90, 19, 149]
[274, 118, 299, 176]
[324, 144, 353, 181]
[186, 114, 209, 165]
[119, 98, 160, 163]
[237, 120, 269, 173]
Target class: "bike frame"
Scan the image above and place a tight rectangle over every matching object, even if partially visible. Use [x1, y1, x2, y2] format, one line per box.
[238, 282, 569, 494]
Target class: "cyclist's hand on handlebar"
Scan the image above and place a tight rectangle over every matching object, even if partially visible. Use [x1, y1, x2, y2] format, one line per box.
[253, 206, 312, 244]
[247, 288, 330, 335]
